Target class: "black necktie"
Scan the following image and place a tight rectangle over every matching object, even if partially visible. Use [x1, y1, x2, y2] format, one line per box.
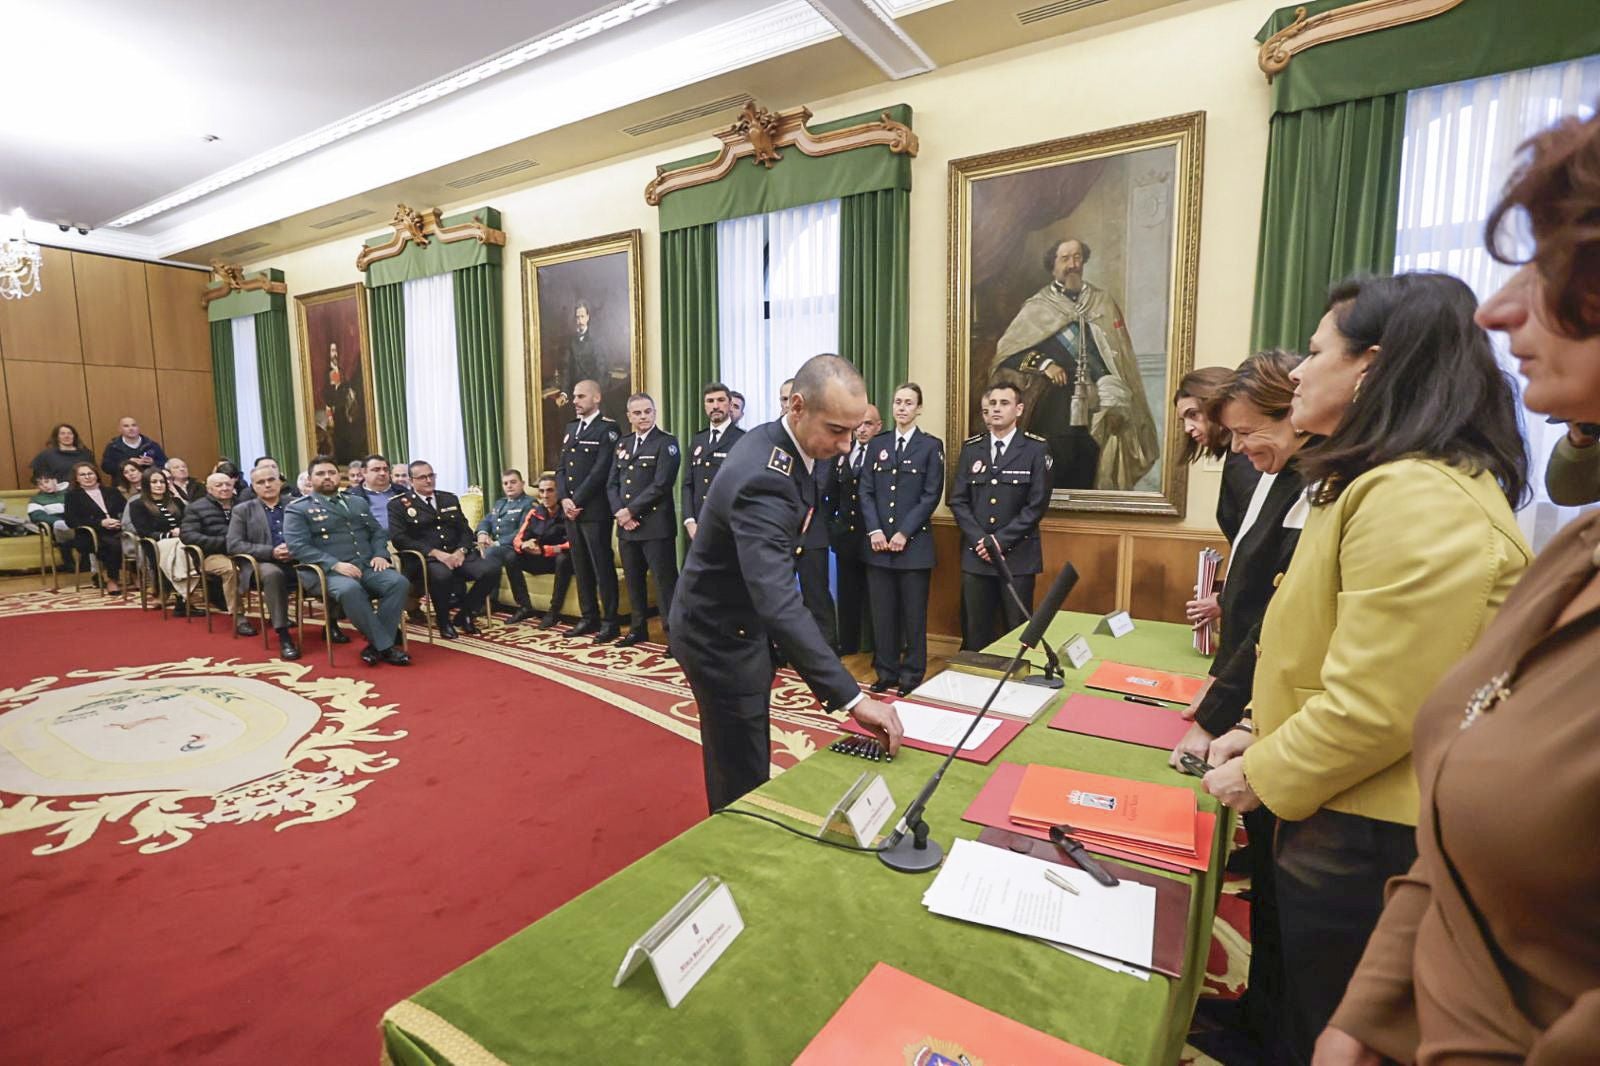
[993, 439, 1005, 467]
[852, 445, 863, 472]
[896, 436, 905, 462]
[709, 428, 720, 448]
[632, 435, 642, 457]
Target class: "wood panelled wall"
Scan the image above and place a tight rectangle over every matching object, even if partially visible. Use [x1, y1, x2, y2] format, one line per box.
[0, 247, 217, 490]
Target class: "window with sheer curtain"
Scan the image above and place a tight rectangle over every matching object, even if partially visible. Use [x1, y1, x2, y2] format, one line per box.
[229, 316, 267, 468]
[716, 200, 841, 428]
[1395, 55, 1600, 548]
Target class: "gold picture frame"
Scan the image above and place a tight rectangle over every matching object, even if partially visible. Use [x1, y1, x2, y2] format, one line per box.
[521, 229, 645, 478]
[294, 282, 378, 470]
[946, 112, 1205, 516]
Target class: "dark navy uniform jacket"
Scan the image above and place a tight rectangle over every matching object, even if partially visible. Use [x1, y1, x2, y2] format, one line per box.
[556, 414, 621, 524]
[606, 427, 681, 542]
[947, 430, 1052, 576]
[859, 426, 945, 571]
[681, 423, 745, 525]
[802, 460, 835, 551]
[828, 446, 871, 561]
[387, 490, 475, 556]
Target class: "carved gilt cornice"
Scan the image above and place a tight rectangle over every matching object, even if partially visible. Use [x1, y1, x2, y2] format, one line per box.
[201, 260, 287, 307]
[644, 101, 918, 207]
[354, 204, 507, 272]
[1259, 0, 1466, 82]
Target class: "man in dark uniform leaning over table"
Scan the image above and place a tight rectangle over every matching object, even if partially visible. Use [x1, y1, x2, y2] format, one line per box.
[671, 354, 904, 811]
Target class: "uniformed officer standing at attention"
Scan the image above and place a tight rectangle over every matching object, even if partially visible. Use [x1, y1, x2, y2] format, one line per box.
[948, 382, 1052, 649]
[557, 379, 623, 642]
[830, 403, 881, 655]
[475, 468, 538, 624]
[284, 455, 411, 666]
[607, 392, 681, 647]
[671, 355, 904, 811]
[860, 382, 945, 695]
[681, 382, 744, 540]
[389, 461, 504, 639]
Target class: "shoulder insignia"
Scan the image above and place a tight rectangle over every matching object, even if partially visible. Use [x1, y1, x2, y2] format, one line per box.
[964, 433, 984, 445]
[1025, 432, 1047, 443]
[667, 443, 678, 457]
[1045, 454, 1054, 470]
[767, 448, 794, 476]
[606, 429, 619, 442]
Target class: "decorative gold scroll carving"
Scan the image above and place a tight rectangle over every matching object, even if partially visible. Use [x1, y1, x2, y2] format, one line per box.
[200, 260, 288, 306]
[1258, 0, 1466, 81]
[354, 204, 507, 272]
[643, 101, 919, 207]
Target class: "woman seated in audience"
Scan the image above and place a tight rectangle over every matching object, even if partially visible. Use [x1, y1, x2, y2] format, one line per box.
[128, 468, 191, 608]
[63, 461, 127, 595]
[1319, 108, 1600, 1066]
[29, 423, 95, 485]
[115, 458, 145, 500]
[1202, 271, 1531, 1066]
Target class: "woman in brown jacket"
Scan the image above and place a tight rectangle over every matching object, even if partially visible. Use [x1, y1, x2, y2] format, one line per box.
[1319, 111, 1600, 1066]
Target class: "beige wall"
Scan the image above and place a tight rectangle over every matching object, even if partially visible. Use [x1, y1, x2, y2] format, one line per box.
[256, 0, 1280, 532]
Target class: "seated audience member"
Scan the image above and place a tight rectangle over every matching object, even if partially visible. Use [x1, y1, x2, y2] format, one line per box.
[1543, 418, 1600, 505]
[128, 469, 191, 608]
[509, 474, 575, 629]
[349, 455, 403, 534]
[116, 458, 145, 499]
[1322, 108, 1600, 1066]
[237, 456, 294, 500]
[389, 461, 501, 639]
[391, 461, 411, 491]
[475, 468, 537, 623]
[63, 462, 125, 594]
[213, 459, 246, 497]
[347, 459, 366, 491]
[228, 464, 325, 660]
[728, 390, 746, 425]
[101, 416, 167, 479]
[283, 456, 410, 666]
[295, 471, 313, 496]
[1201, 273, 1531, 1065]
[165, 457, 200, 502]
[30, 423, 95, 484]
[27, 473, 79, 571]
[180, 472, 250, 634]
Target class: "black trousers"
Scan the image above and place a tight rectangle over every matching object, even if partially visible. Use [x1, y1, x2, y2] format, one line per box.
[796, 545, 836, 648]
[960, 571, 1036, 651]
[489, 548, 573, 612]
[75, 527, 123, 576]
[619, 537, 677, 633]
[834, 550, 869, 654]
[1240, 806, 1284, 1053]
[866, 566, 930, 688]
[569, 520, 618, 625]
[673, 639, 773, 812]
[404, 552, 501, 618]
[1273, 807, 1417, 1066]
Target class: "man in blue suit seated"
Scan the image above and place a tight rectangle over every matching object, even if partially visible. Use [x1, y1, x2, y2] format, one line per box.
[284, 454, 412, 666]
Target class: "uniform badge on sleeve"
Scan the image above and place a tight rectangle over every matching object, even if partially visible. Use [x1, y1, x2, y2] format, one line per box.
[607, 429, 619, 442]
[767, 448, 793, 476]
[971, 459, 984, 474]
[1045, 454, 1054, 470]
[667, 443, 678, 456]
[878, 449, 889, 462]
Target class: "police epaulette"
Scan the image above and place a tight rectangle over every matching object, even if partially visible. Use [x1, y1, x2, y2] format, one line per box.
[1024, 432, 1047, 443]
[964, 433, 984, 445]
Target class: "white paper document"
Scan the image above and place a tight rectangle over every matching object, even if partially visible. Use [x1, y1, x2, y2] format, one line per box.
[910, 672, 1056, 721]
[892, 701, 1004, 751]
[921, 839, 1156, 969]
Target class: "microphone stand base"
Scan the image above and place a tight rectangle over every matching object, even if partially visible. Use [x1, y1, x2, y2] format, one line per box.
[877, 834, 945, 873]
[1019, 675, 1065, 689]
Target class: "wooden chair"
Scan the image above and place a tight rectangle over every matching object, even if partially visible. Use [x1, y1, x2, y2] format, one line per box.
[71, 525, 126, 598]
[394, 548, 439, 645]
[230, 554, 275, 649]
[179, 544, 216, 632]
[33, 522, 58, 592]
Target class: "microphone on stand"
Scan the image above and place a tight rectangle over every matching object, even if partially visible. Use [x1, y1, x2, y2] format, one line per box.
[985, 535, 1065, 689]
[878, 562, 1080, 873]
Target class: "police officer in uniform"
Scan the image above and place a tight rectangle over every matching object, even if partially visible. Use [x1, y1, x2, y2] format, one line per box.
[860, 383, 945, 695]
[475, 468, 538, 624]
[681, 382, 744, 540]
[510, 474, 575, 628]
[798, 458, 838, 649]
[557, 379, 622, 641]
[607, 392, 681, 647]
[670, 355, 903, 811]
[948, 382, 1052, 650]
[388, 460, 503, 639]
[829, 403, 881, 654]
[284, 455, 411, 666]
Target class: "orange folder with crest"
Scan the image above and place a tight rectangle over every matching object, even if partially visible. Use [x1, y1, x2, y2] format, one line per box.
[1085, 661, 1210, 704]
[1008, 764, 1197, 853]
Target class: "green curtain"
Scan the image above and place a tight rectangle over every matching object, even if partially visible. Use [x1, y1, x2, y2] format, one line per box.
[661, 224, 720, 559]
[839, 188, 910, 407]
[452, 263, 505, 498]
[254, 308, 297, 469]
[369, 283, 410, 462]
[1249, 94, 1406, 354]
[208, 319, 240, 463]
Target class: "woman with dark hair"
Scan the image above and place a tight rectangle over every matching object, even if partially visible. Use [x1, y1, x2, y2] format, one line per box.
[1175, 366, 1262, 542]
[1201, 272, 1532, 1065]
[115, 458, 145, 497]
[1322, 111, 1600, 1066]
[29, 423, 95, 484]
[129, 469, 191, 608]
[62, 461, 126, 594]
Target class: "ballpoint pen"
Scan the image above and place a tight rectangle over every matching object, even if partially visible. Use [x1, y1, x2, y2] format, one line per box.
[1042, 868, 1080, 895]
[1049, 823, 1120, 887]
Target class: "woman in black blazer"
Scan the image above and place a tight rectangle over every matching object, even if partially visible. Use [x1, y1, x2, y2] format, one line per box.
[127, 469, 185, 540]
[859, 382, 944, 694]
[63, 461, 128, 594]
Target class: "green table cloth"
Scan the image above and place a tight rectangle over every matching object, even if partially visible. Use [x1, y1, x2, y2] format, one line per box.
[383, 612, 1227, 1065]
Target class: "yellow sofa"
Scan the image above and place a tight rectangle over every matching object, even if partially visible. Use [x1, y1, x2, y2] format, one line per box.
[0, 489, 55, 577]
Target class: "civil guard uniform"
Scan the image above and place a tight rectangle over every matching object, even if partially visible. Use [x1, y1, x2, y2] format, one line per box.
[606, 425, 681, 645]
[556, 411, 622, 638]
[828, 439, 872, 654]
[476, 490, 537, 619]
[859, 425, 945, 692]
[388, 487, 503, 638]
[947, 428, 1051, 649]
[681, 421, 745, 532]
[283, 489, 410, 659]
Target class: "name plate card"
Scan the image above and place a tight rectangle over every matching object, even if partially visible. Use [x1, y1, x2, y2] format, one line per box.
[1060, 634, 1094, 670]
[1096, 611, 1135, 639]
[822, 772, 895, 847]
[614, 876, 744, 1008]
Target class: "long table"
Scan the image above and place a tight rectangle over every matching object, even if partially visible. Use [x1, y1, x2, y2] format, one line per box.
[382, 612, 1227, 1065]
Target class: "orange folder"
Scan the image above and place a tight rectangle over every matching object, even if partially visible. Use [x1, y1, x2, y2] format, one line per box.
[1085, 661, 1210, 704]
[793, 962, 1117, 1066]
[1008, 764, 1197, 853]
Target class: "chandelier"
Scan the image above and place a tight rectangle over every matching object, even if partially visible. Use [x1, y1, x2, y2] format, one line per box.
[0, 208, 43, 301]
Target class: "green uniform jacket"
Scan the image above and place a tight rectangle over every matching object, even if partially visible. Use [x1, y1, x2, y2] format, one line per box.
[284, 491, 392, 570]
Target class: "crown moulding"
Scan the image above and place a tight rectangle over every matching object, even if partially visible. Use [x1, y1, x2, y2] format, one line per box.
[643, 101, 919, 206]
[1258, 0, 1466, 82]
[201, 260, 288, 307]
[354, 204, 507, 272]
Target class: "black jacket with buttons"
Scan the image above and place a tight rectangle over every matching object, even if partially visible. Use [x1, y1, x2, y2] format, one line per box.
[859, 427, 944, 571]
[947, 431, 1051, 576]
[681, 423, 744, 525]
[556, 415, 621, 523]
[828, 448, 870, 560]
[387, 491, 475, 555]
[606, 428, 681, 541]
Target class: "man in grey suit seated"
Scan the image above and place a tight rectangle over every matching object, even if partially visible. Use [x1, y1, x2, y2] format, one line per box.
[229, 463, 348, 660]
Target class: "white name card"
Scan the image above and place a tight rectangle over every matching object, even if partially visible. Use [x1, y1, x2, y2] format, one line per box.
[1060, 634, 1094, 670]
[821, 772, 895, 848]
[614, 876, 744, 1008]
[1097, 611, 1135, 638]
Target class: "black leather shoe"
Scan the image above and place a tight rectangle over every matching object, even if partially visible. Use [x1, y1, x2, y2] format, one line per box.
[438, 620, 459, 640]
[407, 608, 427, 626]
[507, 607, 537, 625]
[329, 627, 352, 644]
[235, 619, 258, 637]
[382, 647, 412, 666]
[869, 679, 894, 694]
[614, 630, 646, 647]
[538, 613, 561, 629]
[360, 644, 382, 666]
[454, 613, 479, 636]
[279, 639, 301, 661]
[566, 619, 599, 638]
[898, 681, 921, 697]
[594, 624, 621, 644]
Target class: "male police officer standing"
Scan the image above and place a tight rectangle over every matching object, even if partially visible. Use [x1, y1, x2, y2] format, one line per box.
[948, 382, 1051, 649]
[830, 403, 881, 654]
[671, 355, 903, 811]
[681, 382, 744, 540]
[558, 379, 622, 641]
[389, 460, 503, 639]
[608, 392, 680, 647]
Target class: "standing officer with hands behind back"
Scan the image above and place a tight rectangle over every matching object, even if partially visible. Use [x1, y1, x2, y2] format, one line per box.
[681, 382, 744, 540]
[557, 379, 622, 641]
[672, 355, 903, 811]
[607, 392, 680, 647]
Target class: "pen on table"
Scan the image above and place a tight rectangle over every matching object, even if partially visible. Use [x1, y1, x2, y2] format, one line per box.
[1123, 694, 1164, 707]
[1050, 823, 1120, 887]
[1042, 868, 1080, 895]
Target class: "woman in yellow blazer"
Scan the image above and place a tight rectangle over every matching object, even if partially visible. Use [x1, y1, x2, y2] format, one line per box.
[1202, 272, 1532, 1065]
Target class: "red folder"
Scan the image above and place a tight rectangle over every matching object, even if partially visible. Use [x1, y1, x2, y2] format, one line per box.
[1009, 764, 1197, 852]
[839, 709, 1024, 765]
[1085, 661, 1209, 704]
[1048, 692, 1192, 750]
[793, 962, 1117, 1065]
[961, 763, 1215, 873]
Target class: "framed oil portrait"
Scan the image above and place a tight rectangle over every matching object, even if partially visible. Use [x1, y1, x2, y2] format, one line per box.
[294, 283, 377, 468]
[946, 112, 1204, 516]
[521, 230, 644, 477]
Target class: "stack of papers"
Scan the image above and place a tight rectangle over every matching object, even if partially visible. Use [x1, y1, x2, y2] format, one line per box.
[910, 670, 1057, 721]
[1009, 764, 1200, 860]
[1194, 547, 1223, 654]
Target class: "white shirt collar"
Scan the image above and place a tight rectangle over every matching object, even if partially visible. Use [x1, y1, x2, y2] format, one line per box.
[989, 427, 1018, 451]
[780, 415, 815, 475]
[579, 413, 594, 431]
[896, 425, 918, 447]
